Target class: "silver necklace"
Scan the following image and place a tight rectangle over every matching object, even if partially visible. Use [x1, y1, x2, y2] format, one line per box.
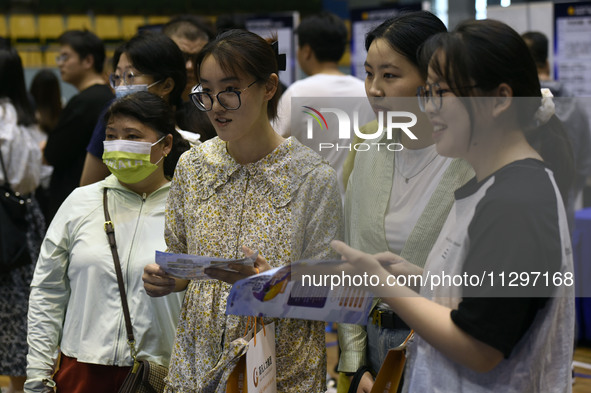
[395, 152, 439, 183]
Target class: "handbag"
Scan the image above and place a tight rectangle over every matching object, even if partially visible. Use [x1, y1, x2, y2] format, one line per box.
[0, 147, 32, 272]
[225, 317, 277, 393]
[348, 330, 414, 393]
[102, 188, 169, 393]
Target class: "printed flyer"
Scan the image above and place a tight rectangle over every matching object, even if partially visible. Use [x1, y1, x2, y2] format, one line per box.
[155, 251, 258, 280]
[226, 260, 373, 325]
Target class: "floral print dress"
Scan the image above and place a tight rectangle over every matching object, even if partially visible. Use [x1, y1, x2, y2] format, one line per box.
[164, 137, 343, 393]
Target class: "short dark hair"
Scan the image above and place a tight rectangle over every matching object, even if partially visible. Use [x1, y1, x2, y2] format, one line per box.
[366, 10, 447, 78]
[419, 19, 573, 201]
[296, 11, 347, 63]
[195, 29, 281, 119]
[58, 30, 106, 74]
[521, 31, 549, 69]
[113, 32, 187, 109]
[104, 91, 190, 179]
[163, 15, 215, 41]
[0, 47, 35, 126]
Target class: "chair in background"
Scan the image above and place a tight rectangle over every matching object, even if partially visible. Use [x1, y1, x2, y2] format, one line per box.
[147, 15, 170, 26]
[43, 46, 60, 67]
[121, 15, 146, 39]
[16, 46, 44, 67]
[0, 14, 8, 37]
[66, 14, 93, 32]
[9, 14, 38, 42]
[95, 15, 121, 41]
[38, 14, 64, 43]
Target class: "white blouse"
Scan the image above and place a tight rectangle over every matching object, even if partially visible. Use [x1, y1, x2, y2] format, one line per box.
[0, 100, 45, 194]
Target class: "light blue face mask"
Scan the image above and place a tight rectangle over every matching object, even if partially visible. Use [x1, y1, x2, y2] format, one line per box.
[114, 80, 161, 99]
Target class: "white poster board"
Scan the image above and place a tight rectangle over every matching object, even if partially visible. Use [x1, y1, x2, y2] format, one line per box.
[487, 2, 554, 76]
[246, 12, 299, 87]
[554, 2, 591, 97]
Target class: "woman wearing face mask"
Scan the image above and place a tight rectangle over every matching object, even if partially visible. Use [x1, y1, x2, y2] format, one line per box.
[337, 11, 474, 393]
[25, 91, 190, 393]
[80, 31, 207, 186]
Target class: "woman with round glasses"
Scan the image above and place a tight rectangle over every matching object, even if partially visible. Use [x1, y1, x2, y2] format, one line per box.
[310, 19, 574, 392]
[142, 29, 342, 392]
[190, 79, 258, 111]
[337, 11, 474, 393]
[80, 32, 206, 186]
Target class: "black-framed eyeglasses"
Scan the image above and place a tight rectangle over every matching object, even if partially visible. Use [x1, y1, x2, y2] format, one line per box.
[416, 82, 478, 112]
[109, 70, 147, 89]
[189, 80, 258, 111]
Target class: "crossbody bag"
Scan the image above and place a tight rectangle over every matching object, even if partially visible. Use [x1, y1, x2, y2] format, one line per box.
[103, 188, 168, 393]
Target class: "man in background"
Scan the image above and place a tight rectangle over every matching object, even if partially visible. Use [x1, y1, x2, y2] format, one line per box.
[163, 15, 214, 99]
[163, 15, 217, 141]
[523, 31, 591, 229]
[43, 30, 113, 220]
[274, 12, 372, 199]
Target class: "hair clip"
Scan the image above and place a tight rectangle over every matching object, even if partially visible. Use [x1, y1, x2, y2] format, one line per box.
[533, 88, 555, 127]
[271, 41, 287, 72]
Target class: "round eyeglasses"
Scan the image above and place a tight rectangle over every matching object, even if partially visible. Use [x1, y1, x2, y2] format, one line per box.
[109, 70, 147, 89]
[417, 83, 479, 112]
[189, 80, 258, 111]
[416, 83, 453, 113]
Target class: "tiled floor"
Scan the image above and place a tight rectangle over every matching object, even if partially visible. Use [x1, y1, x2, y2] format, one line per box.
[325, 331, 591, 393]
[573, 346, 591, 392]
[3, 341, 590, 392]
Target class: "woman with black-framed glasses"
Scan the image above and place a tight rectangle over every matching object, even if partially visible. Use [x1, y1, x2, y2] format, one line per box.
[190, 79, 258, 111]
[80, 32, 213, 186]
[417, 83, 479, 112]
[142, 29, 343, 393]
[311, 19, 574, 393]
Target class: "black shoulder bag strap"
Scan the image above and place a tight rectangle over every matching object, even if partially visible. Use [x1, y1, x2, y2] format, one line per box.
[103, 188, 138, 361]
[0, 147, 12, 189]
